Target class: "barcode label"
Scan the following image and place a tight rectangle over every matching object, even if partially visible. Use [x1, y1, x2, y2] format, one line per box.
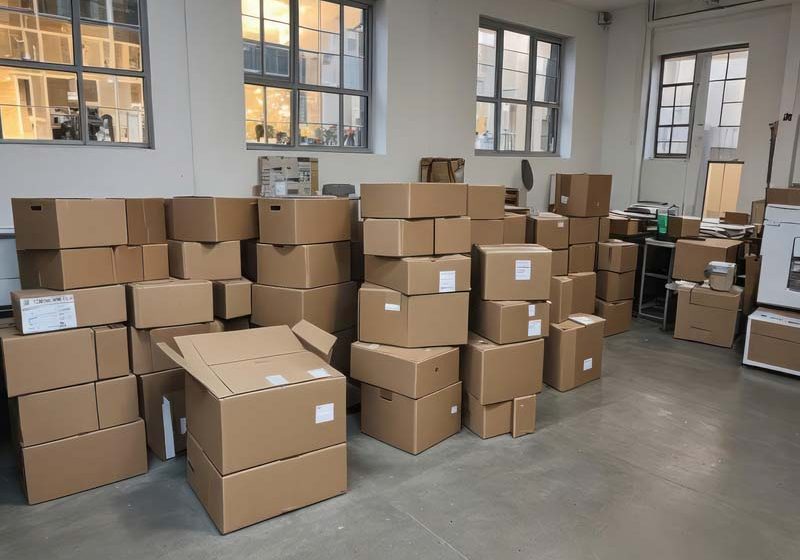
[19, 294, 77, 334]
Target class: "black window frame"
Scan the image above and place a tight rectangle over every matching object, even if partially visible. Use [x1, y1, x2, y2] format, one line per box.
[475, 16, 562, 157]
[655, 52, 697, 159]
[0, 0, 154, 148]
[243, 0, 373, 153]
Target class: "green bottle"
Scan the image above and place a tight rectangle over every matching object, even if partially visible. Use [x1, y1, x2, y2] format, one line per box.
[657, 209, 668, 236]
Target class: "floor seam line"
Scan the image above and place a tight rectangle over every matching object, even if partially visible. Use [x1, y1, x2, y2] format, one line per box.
[404, 511, 471, 560]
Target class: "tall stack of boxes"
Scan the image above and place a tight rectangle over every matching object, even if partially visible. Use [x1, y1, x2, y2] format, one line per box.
[464, 242, 551, 439]
[5, 198, 151, 503]
[527, 212, 569, 276]
[251, 196, 356, 337]
[352, 183, 470, 454]
[468, 184, 504, 245]
[595, 239, 639, 336]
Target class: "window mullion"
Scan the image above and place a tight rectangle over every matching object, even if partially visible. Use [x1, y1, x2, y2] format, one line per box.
[71, 0, 88, 144]
[525, 35, 535, 152]
[494, 27, 503, 151]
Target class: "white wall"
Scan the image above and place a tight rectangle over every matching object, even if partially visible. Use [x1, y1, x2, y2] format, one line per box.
[0, 0, 612, 227]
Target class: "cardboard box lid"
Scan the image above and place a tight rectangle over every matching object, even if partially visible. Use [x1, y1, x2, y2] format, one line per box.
[476, 243, 550, 256]
[552, 313, 606, 332]
[677, 238, 742, 250]
[291, 319, 337, 362]
[160, 324, 341, 398]
[679, 285, 742, 310]
[351, 341, 455, 363]
[748, 307, 800, 343]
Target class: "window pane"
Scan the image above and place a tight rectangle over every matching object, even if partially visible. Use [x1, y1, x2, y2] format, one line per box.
[477, 63, 495, 97]
[502, 31, 528, 101]
[299, 90, 339, 145]
[319, 1, 339, 33]
[241, 0, 260, 17]
[299, 0, 318, 28]
[264, 0, 290, 23]
[475, 101, 494, 150]
[534, 75, 556, 103]
[265, 86, 291, 144]
[320, 53, 339, 86]
[723, 79, 745, 103]
[674, 85, 692, 105]
[727, 51, 748, 79]
[710, 53, 727, 81]
[343, 94, 365, 147]
[320, 31, 339, 54]
[672, 126, 688, 142]
[536, 41, 559, 77]
[477, 27, 496, 97]
[344, 6, 364, 57]
[673, 106, 690, 125]
[501, 70, 527, 100]
[244, 84, 265, 143]
[299, 50, 319, 84]
[0, 11, 74, 64]
[40, 0, 73, 17]
[663, 55, 695, 84]
[657, 142, 669, 154]
[343, 55, 363, 89]
[661, 86, 675, 107]
[0, 1, 33, 9]
[659, 107, 673, 126]
[0, 65, 80, 140]
[264, 45, 289, 77]
[499, 102, 526, 151]
[242, 14, 260, 41]
[83, 73, 146, 143]
[657, 127, 671, 142]
[720, 102, 742, 126]
[299, 28, 319, 51]
[531, 106, 555, 152]
[670, 142, 687, 154]
[80, 0, 138, 26]
[264, 20, 290, 46]
[81, 22, 142, 71]
[706, 81, 723, 127]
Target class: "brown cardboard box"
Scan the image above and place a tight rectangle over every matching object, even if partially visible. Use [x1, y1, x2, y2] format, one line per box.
[258, 242, 350, 288]
[21, 419, 147, 504]
[512, 394, 536, 438]
[667, 216, 701, 238]
[598, 217, 610, 242]
[526, 213, 569, 249]
[212, 278, 252, 319]
[251, 282, 357, 332]
[742, 255, 761, 316]
[138, 367, 186, 460]
[472, 244, 552, 301]
[330, 328, 356, 375]
[11, 284, 125, 335]
[186, 434, 346, 534]
[364, 254, 471, 295]
[674, 285, 741, 348]
[350, 241, 364, 281]
[597, 240, 638, 273]
[750, 200, 766, 224]
[18, 247, 116, 290]
[553, 174, 612, 217]
[594, 299, 632, 336]
[470, 219, 504, 246]
[470, 299, 550, 344]
[360, 381, 461, 454]
[258, 196, 350, 245]
[461, 334, 543, 404]
[608, 216, 641, 236]
[467, 185, 505, 219]
[129, 321, 223, 375]
[160, 324, 347, 474]
[597, 271, 635, 302]
[1, 328, 97, 397]
[568, 243, 595, 274]
[569, 217, 599, 245]
[113, 245, 144, 283]
[550, 276, 573, 323]
[462, 393, 511, 439]
[95, 375, 140, 428]
[221, 316, 251, 331]
[168, 240, 241, 280]
[93, 324, 130, 379]
[350, 342, 459, 398]
[434, 217, 471, 255]
[167, 197, 258, 242]
[503, 213, 527, 244]
[241, 239, 258, 282]
[12, 198, 128, 250]
[291, 319, 338, 363]
[765, 187, 800, 206]
[568, 272, 596, 314]
[544, 314, 605, 391]
[363, 218, 433, 257]
[349, 197, 362, 241]
[358, 283, 468, 347]
[673, 239, 741, 282]
[723, 211, 749, 225]
[551, 249, 568, 276]
[142, 244, 169, 280]
[126, 198, 166, 245]
[360, 183, 467, 218]
[127, 279, 213, 329]
[743, 307, 800, 375]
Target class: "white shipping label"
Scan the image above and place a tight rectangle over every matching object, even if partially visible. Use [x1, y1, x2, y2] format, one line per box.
[384, 303, 401, 312]
[19, 294, 77, 334]
[439, 270, 456, 293]
[450, 405, 458, 414]
[571, 316, 595, 326]
[528, 320, 542, 337]
[528, 304, 536, 317]
[583, 358, 593, 371]
[560, 196, 569, 204]
[515, 260, 532, 281]
[557, 221, 565, 228]
[179, 417, 187, 435]
[308, 368, 331, 378]
[266, 374, 289, 386]
[315, 403, 335, 424]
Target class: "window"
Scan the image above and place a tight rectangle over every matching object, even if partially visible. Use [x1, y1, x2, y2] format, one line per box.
[242, 0, 370, 150]
[704, 49, 748, 149]
[475, 19, 561, 154]
[656, 54, 696, 156]
[0, 0, 150, 145]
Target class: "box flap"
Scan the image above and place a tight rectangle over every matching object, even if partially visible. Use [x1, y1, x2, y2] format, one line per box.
[351, 341, 454, 363]
[568, 313, 606, 328]
[477, 244, 550, 254]
[689, 286, 741, 310]
[178, 326, 302, 366]
[291, 320, 336, 363]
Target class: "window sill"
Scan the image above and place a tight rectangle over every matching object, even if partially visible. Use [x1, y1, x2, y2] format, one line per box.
[0, 139, 153, 149]
[474, 150, 562, 158]
[246, 143, 372, 154]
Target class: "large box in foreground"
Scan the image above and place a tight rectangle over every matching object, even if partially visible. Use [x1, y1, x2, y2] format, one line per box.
[743, 307, 800, 376]
[674, 285, 741, 348]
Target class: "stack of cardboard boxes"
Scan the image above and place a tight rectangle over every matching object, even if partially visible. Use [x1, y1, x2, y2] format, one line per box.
[251, 196, 357, 338]
[4, 198, 153, 503]
[463, 243, 551, 438]
[527, 212, 569, 276]
[352, 183, 469, 454]
[595, 239, 639, 336]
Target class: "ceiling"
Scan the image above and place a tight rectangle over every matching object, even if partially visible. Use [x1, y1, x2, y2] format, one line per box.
[559, 0, 648, 12]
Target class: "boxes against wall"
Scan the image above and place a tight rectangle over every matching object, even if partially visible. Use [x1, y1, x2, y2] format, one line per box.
[594, 299, 632, 336]
[544, 314, 605, 392]
[258, 197, 350, 245]
[168, 240, 241, 280]
[360, 183, 467, 218]
[742, 307, 800, 376]
[364, 254, 471, 295]
[252, 282, 357, 333]
[674, 285, 741, 348]
[472, 245, 552, 301]
[167, 197, 259, 242]
[673, 239, 741, 282]
[11, 284, 126, 335]
[257, 242, 350, 288]
[553, 174, 612, 217]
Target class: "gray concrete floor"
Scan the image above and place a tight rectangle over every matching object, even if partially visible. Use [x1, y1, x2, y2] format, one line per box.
[1, 319, 799, 559]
